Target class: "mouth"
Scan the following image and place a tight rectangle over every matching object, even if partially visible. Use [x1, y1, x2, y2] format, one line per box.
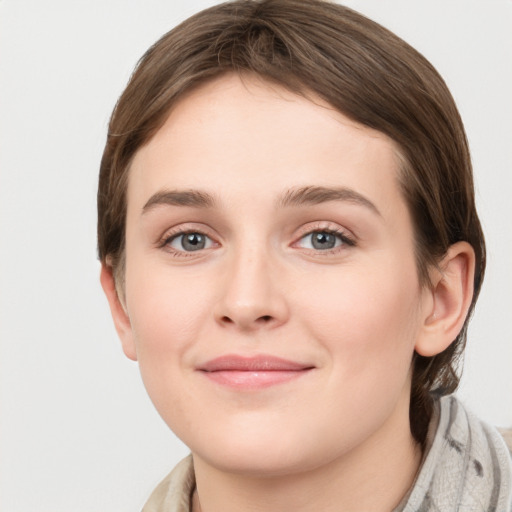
[197, 354, 315, 390]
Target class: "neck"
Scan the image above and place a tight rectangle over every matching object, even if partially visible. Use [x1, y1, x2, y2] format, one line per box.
[192, 398, 422, 512]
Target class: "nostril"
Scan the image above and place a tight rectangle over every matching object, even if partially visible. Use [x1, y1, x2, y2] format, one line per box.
[218, 314, 275, 327]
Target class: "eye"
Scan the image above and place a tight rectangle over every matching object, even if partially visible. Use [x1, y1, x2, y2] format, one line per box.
[296, 230, 353, 251]
[167, 232, 214, 252]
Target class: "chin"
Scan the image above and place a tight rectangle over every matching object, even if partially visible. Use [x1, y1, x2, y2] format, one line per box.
[199, 446, 315, 477]
[188, 424, 340, 478]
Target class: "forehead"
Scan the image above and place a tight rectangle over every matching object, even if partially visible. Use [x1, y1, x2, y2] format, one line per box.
[127, 73, 405, 218]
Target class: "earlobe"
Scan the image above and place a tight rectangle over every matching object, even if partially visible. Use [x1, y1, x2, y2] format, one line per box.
[415, 242, 475, 357]
[99, 263, 138, 361]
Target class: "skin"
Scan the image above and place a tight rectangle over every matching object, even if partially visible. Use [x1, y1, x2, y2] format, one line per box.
[101, 73, 475, 512]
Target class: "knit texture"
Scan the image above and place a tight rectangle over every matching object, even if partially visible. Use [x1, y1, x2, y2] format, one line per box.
[396, 396, 511, 511]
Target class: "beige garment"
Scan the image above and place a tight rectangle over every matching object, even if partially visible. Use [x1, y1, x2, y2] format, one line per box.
[499, 428, 512, 456]
[142, 455, 195, 512]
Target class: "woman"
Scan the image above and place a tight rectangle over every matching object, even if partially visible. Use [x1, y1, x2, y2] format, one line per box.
[98, 1, 512, 510]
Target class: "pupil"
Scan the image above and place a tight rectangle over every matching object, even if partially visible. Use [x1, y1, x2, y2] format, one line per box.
[182, 233, 205, 251]
[312, 232, 335, 250]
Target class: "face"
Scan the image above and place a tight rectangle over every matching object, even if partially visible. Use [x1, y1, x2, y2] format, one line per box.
[119, 74, 431, 475]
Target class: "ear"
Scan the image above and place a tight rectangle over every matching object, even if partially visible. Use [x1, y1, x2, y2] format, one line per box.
[100, 262, 138, 361]
[415, 241, 476, 357]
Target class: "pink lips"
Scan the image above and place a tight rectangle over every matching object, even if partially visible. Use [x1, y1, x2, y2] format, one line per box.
[198, 355, 314, 390]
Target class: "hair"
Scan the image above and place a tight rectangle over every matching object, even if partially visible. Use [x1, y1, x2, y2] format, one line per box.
[97, 0, 485, 446]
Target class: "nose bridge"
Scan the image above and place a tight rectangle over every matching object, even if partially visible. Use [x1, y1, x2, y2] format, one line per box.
[215, 234, 288, 330]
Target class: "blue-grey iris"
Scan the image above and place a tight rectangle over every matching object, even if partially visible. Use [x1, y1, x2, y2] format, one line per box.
[311, 232, 336, 250]
[182, 233, 206, 251]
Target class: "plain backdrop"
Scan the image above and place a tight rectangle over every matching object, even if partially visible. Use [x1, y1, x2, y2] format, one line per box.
[1, 1, 511, 511]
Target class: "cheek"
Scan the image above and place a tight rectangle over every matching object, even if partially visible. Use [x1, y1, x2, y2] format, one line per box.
[292, 263, 422, 442]
[124, 263, 212, 379]
[298, 261, 422, 374]
[124, 270, 216, 427]
[129, 285, 192, 349]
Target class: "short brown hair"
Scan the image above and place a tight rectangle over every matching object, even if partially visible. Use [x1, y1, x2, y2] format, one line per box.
[97, 0, 485, 445]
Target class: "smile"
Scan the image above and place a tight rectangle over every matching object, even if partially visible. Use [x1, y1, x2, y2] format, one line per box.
[197, 354, 315, 390]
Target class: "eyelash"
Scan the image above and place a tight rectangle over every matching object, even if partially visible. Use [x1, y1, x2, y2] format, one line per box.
[159, 224, 356, 258]
[294, 226, 356, 255]
[158, 228, 217, 258]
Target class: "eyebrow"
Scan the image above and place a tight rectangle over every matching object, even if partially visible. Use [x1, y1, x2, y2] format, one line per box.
[278, 185, 381, 216]
[142, 185, 380, 216]
[142, 189, 217, 213]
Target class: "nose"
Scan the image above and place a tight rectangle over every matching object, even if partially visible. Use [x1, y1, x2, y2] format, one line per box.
[214, 245, 289, 332]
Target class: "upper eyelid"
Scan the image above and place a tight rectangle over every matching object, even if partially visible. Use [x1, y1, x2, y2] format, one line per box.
[294, 222, 354, 239]
[158, 223, 217, 244]
[166, 229, 212, 241]
[297, 225, 345, 236]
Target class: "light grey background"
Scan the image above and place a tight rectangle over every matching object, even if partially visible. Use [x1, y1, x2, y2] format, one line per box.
[1, 1, 510, 511]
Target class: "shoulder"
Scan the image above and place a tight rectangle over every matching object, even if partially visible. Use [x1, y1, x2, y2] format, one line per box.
[142, 455, 195, 512]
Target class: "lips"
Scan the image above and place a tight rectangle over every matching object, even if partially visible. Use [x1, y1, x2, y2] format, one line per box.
[198, 355, 314, 389]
